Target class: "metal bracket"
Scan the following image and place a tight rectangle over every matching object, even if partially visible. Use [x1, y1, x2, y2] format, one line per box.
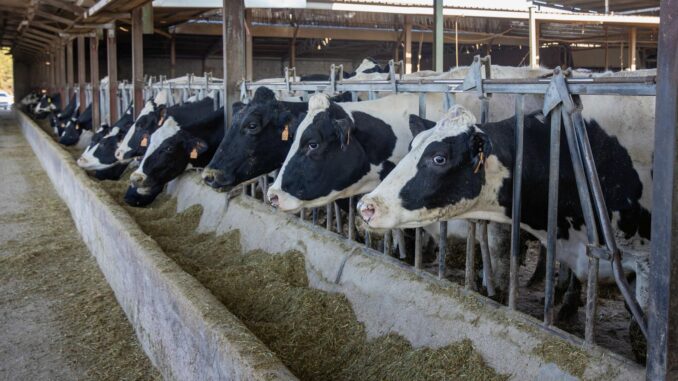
[542, 67, 577, 116]
[586, 244, 613, 261]
[459, 55, 492, 99]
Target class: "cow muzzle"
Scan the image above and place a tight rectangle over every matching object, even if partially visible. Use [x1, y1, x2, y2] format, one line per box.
[202, 168, 234, 192]
[114, 148, 125, 161]
[129, 172, 147, 188]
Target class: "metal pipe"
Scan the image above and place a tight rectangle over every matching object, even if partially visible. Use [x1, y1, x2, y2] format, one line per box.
[383, 230, 392, 256]
[326, 203, 333, 231]
[438, 221, 448, 279]
[465, 222, 476, 289]
[312, 208, 318, 225]
[396, 229, 407, 259]
[414, 227, 423, 269]
[334, 202, 342, 234]
[479, 221, 495, 297]
[508, 94, 525, 310]
[348, 196, 355, 240]
[544, 105, 562, 326]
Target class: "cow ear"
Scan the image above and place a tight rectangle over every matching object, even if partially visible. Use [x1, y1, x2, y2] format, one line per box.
[157, 107, 168, 126]
[232, 101, 246, 116]
[333, 118, 354, 150]
[186, 136, 209, 157]
[468, 128, 492, 173]
[409, 114, 437, 138]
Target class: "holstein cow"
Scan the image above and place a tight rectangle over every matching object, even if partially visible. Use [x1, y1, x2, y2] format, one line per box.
[59, 104, 93, 146]
[50, 93, 78, 137]
[125, 105, 225, 207]
[77, 105, 135, 180]
[358, 106, 651, 319]
[115, 90, 213, 162]
[20, 91, 41, 113]
[202, 87, 352, 192]
[34, 93, 61, 119]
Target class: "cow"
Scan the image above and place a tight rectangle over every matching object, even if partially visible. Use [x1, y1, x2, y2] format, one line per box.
[20, 91, 41, 113]
[357, 106, 652, 319]
[77, 105, 135, 179]
[115, 90, 214, 162]
[201, 88, 352, 192]
[59, 104, 93, 146]
[124, 106, 225, 207]
[33, 93, 61, 119]
[50, 93, 78, 137]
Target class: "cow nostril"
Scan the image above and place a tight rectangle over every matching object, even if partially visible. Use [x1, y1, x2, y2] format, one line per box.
[203, 174, 214, 184]
[360, 203, 376, 222]
[269, 194, 279, 208]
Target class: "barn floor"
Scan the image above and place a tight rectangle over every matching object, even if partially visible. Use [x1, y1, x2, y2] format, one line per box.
[0, 111, 160, 380]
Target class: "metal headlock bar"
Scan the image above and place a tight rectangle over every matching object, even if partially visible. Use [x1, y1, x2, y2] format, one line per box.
[73, 56, 655, 354]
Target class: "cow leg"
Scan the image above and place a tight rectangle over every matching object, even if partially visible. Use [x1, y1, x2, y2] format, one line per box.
[556, 273, 583, 322]
[526, 244, 547, 287]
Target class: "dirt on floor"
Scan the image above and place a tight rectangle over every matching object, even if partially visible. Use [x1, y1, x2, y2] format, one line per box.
[0, 112, 160, 381]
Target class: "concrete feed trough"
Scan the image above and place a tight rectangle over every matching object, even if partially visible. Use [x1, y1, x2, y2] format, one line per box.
[18, 109, 643, 380]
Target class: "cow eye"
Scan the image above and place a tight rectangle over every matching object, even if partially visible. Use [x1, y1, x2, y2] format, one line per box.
[432, 155, 447, 165]
[247, 122, 258, 130]
[308, 142, 319, 151]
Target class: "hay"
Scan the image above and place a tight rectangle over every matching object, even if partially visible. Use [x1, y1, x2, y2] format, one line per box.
[105, 188, 506, 381]
[531, 340, 590, 380]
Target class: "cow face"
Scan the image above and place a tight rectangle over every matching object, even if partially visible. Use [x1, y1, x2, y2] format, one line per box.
[123, 183, 165, 207]
[203, 87, 296, 192]
[34, 94, 59, 118]
[58, 112, 82, 146]
[116, 100, 165, 161]
[78, 108, 134, 171]
[268, 94, 395, 212]
[129, 119, 208, 195]
[359, 106, 504, 229]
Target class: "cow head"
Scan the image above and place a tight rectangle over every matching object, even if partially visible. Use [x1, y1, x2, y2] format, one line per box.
[128, 119, 209, 198]
[358, 106, 505, 229]
[115, 100, 166, 161]
[267, 93, 395, 212]
[34, 93, 60, 119]
[202, 87, 297, 192]
[59, 104, 92, 146]
[78, 106, 134, 171]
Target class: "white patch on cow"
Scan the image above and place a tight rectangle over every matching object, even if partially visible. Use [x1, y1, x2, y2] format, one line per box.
[116, 100, 156, 159]
[268, 92, 446, 212]
[133, 116, 181, 181]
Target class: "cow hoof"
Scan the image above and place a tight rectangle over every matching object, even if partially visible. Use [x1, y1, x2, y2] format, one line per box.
[629, 318, 647, 365]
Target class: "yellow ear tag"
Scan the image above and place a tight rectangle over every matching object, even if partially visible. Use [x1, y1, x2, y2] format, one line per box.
[190, 148, 198, 159]
[158, 116, 165, 126]
[140, 136, 148, 147]
[473, 151, 485, 174]
[281, 124, 289, 141]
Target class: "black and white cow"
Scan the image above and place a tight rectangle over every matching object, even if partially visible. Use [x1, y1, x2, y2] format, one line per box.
[125, 106, 225, 207]
[34, 93, 61, 119]
[115, 91, 214, 162]
[77, 105, 135, 180]
[50, 93, 78, 137]
[20, 91, 42, 114]
[202, 87, 352, 192]
[59, 104, 93, 146]
[358, 106, 651, 294]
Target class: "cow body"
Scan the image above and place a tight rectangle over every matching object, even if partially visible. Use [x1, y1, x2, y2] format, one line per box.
[59, 104, 93, 146]
[358, 106, 651, 284]
[77, 105, 135, 178]
[51, 94, 78, 137]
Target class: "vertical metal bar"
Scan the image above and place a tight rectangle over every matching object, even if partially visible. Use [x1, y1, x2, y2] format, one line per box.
[414, 228, 422, 269]
[67, 39, 74, 99]
[250, 182, 255, 196]
[90, 36, 101, 129]
[351, 91, 358, 102]
[77, 36, 86, 113]
[325, 204, 333, 231]
[433, 0, 444, 72]
[544, 106, 562, 326]
[529, 7, 539, 69]
[438, 221, 448, 280]
[465, 222, 476, 289]
[509, 95, 525, 310]
[479, 221, 495, 297]
[365, 230, 372, 248]
[648, 1, 678, 376]
[262, 175, 268, 201]
[300, 207, 306, 222]
[131, 7, 144, 118]
[396, 229, 407, 259]
[383, 230, 392, 256]
[312, 208, 318, 225]
[348, 196, 355, 241]
[334, 202, 342, 234]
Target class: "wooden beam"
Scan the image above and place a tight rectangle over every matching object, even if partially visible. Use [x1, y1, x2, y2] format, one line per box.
[77, 35, 86, 112]
[42, 0, 85, 15]
[107, 27, 118, 123]
[648, 0, 678, 378]
[90, 36, 100, 129]
[629, 27, 637, 70]
[142, 2, 153, 34]
[404, 16, 412, 74]
[131, 6, 144, 118]
[222, 0, 245, 125]
[30, 21, 63, 34]
[454, 18, 459, 68]
[67, 38, 74, 98]
[245, 9, 252, 81]
[34, 10, 74, 26]
[58, 41, 66, 104]
[170, 36, 176, 78]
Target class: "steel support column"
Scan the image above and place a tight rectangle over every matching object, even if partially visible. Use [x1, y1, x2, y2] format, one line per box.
[107, 28, 118, 123]
[67, 38, 74, 99]
[131, 6, 144, 118]
[648, 0, 678, 378]
[529, 7, 539, 69]
[170, 36, 176, 78]
[404, 17, 412, 74]
[90, 36, 100, 129]
[77, 36, 86, 112]
[629, 27, 637, 71]
[433, 0, 444, 72]
[222, 0, 246, 125]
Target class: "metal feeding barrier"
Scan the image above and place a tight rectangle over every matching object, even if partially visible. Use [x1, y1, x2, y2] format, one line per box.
[239, 55, 656, 353]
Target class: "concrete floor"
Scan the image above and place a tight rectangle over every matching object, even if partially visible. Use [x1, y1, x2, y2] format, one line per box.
[0, 111, 159, 380]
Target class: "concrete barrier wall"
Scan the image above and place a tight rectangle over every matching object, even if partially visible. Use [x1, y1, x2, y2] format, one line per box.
[16, 111, 297, 381]
[168, 173, 646, 381]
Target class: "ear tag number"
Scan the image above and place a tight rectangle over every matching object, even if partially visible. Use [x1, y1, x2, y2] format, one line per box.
[190, 148, 198, 159]
[281, 125, 289, 141]
[140, 136, 148, 147]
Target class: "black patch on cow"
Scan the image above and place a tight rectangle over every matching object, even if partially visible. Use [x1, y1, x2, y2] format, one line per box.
[124, 183, 164, 207]
[380, 160, 396, 180]
[93, 162, 129, 180]
[59, 104, 93, 146]
[89, 110, 135, 167]
[280, 103, 397, 201]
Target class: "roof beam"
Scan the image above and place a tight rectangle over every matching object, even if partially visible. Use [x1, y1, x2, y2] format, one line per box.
[35, 9, 75, 26]
[31, 21, 65, 34]
[41, 0, 85, 15]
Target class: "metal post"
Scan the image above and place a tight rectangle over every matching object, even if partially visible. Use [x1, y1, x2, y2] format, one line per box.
[170, 36, 176, 79]
[404, 17, 412, 74]
[455, 19, 459, 68]
[348, 196, 355, 240]
[132, 7, 144, 118]
[245, 10, 253, 81]
[544, 105, 561, 326]
[222, 0, 246, 126]
[529, 7, 539, 69]
[629, 27, 637, 71]
[384, 230, 392, 256]
[67, 39, 74, 98]
[77, 36, 86, 112]
[433, 0, 444, 72]
[326, 204, 333, 231]
[508, 95, 524, 310]
[334, 202, 342, 234]
[438, 222, 447, 279]
[648, 0, 678, 377]
[479, 221, 495, 297]
[107, 28, 118, 124]
[90, 36, 100, 129]
[464, 222, 475, 288]
[604, 26, 609, 72]
[414, 228, 422, 269]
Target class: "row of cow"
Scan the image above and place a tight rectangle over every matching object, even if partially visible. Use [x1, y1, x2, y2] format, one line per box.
[23, 59, 654, 358]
